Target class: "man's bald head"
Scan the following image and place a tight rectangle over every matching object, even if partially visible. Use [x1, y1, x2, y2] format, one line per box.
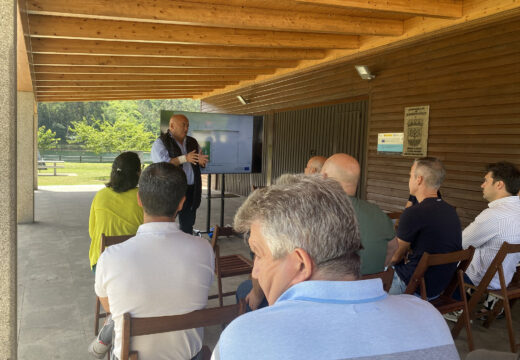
[321, 154, 361, 196]
[304, 156, 327, 175]
[169, 114, 189, 142]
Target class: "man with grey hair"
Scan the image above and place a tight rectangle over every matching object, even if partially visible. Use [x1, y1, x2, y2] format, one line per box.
[389, 157, 462, 298]
[212, 174, 458, 359]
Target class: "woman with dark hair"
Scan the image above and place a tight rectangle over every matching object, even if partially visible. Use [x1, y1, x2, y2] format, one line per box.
[88, 152, 144, 272]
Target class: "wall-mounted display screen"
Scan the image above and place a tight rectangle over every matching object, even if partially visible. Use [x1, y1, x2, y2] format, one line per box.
[160, 110, 263, 174]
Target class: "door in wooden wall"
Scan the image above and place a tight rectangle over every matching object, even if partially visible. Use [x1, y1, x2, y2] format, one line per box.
[272, 99, 368, 198]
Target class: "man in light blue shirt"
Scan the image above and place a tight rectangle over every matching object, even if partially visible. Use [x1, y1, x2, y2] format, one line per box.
[151, 114, 208, 234]
[212, 174, 458, 360]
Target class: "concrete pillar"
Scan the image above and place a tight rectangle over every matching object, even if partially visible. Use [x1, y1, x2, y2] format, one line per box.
[17, 91, 35, 223]
[0, 1, 17, 359]
[34, 102, 38, 190]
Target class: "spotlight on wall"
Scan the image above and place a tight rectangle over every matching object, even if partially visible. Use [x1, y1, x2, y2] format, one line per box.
[355, 65, 375, 80]
[237, 95, 250, 105]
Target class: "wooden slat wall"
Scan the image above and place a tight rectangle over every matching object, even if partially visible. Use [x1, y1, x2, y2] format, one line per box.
[271, 101, 368, 195]
[202, 18, 520, 226]
[214, 100, 368, 197]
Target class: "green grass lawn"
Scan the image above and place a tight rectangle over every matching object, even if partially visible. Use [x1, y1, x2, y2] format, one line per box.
[37, 162, 112, 186]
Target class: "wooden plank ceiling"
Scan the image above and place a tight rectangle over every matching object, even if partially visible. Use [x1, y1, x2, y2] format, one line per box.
[17, 0, 518, 103]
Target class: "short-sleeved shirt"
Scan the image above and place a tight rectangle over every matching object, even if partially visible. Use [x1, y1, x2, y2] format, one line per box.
[212, 279, 458, 360]
[409, 190, 442, 206]
[95, 222, 214, 360]
[349, 196, 395, 275]
[88, 187, 143, 269]
[395, 197, 462, 298]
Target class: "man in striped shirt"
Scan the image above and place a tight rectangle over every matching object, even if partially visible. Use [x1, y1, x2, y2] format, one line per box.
[462, 162, 520, 290]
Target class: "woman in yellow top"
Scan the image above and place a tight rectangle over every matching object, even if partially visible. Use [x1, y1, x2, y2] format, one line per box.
[89, 152, 144, 272]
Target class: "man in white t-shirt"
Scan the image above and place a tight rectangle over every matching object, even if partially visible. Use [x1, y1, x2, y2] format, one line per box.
[94, 162, 214, 360]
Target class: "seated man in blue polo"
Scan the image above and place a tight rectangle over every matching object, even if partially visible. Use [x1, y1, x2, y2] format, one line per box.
[389, 157, 462, 299]
[212, 174, 458, 360]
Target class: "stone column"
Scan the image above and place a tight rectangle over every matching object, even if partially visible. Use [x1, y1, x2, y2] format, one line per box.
[0, 1, 17, 359]
[17, 91, 35, 223]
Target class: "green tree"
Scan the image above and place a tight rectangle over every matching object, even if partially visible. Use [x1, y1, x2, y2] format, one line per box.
[68, 117, 155, 154]
[39, 98, 200, 143]
[38, 101, 107, 143]
[37, 126, 61, 150]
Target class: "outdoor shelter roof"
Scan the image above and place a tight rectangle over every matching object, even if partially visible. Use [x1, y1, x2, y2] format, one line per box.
[17, 0, 520, 103]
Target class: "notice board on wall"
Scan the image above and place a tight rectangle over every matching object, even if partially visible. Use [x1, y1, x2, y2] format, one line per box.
[403, 105, 429, 157]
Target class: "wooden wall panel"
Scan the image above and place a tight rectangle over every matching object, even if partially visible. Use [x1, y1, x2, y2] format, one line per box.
[202, 17, 520, 226]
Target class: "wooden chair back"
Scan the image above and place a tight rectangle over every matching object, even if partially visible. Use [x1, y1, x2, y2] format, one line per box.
[210, 226, 238, 251]
[209, 226, 253, 306]
[121, 302, 246, 360]
[405, 247, 475, 300]
[386, 211, 402, 230]
[453, 242, 520, 352]
[101, 233, 134, 253]
[404, 247, 476, 351]
[94, 234, 134, 336]
[361, 267, 394, 292]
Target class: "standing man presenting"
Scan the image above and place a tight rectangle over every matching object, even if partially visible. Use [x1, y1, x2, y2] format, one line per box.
[151, 114, 208, 234]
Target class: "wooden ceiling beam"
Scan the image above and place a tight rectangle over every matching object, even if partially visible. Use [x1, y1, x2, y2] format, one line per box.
[35, 80, 236, 87]
[37, 95, 195, 102]
[36, 86, 223, 92]
[30, 38, 326, 60]
[295, 0, 462, 19]
[35, 73, 255, 82]
[36, 91, 204, 96]
[31, 53, 298, 69]
[27, 0, 403, 36]
[33, 66, 276, 76]
[28, 15, 360, 49]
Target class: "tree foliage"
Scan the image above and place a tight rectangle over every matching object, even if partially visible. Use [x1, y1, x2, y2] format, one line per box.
[38, 98, 200, 145]
[37, 126, 61, 150]
[68, 117, 156, 154]
[38, 101, 107, 143]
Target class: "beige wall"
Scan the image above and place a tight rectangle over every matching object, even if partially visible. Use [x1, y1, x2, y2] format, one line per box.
[0, 0, 18, 358]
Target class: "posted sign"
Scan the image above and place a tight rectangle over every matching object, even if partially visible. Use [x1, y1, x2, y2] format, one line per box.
[403, 105, 429, 157]
[377, 133, 403, 153]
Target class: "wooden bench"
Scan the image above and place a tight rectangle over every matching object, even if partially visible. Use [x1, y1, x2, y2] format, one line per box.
[38, 160, 65, 176]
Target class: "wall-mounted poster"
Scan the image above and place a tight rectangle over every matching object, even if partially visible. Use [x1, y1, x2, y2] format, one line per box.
[377, 133, 403, 153]
[403, 105, 429, 157]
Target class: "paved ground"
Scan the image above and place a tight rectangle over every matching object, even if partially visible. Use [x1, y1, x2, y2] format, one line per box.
[17, 186, 520, 359]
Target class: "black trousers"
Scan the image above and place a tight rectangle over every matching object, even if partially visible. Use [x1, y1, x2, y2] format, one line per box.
[178, 184, 198, 235]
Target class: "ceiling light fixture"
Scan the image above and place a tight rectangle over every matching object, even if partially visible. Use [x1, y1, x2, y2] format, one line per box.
[355, 65, 375, 80]
[237, 95, 250, 105]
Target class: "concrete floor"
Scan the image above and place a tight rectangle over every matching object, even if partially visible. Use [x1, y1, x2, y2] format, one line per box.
[17, 186, 519, 359]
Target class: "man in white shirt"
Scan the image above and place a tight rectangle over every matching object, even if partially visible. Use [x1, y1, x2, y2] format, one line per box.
[463, 161, 520, 290]
[95, 162, 214, 360]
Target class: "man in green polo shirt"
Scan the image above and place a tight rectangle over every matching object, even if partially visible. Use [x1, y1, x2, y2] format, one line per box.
[321, 153, 395, 275]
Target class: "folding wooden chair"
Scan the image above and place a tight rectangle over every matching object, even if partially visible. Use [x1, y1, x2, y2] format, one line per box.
[386, 211, 402, 228]
[453, 242, 520, 353]
[360, 267, 394, 292]
[120, 302, 246, 360]
[94, 233, 134, 335]
[208, 226, 253, 307]
[404, 247, 476, 351]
